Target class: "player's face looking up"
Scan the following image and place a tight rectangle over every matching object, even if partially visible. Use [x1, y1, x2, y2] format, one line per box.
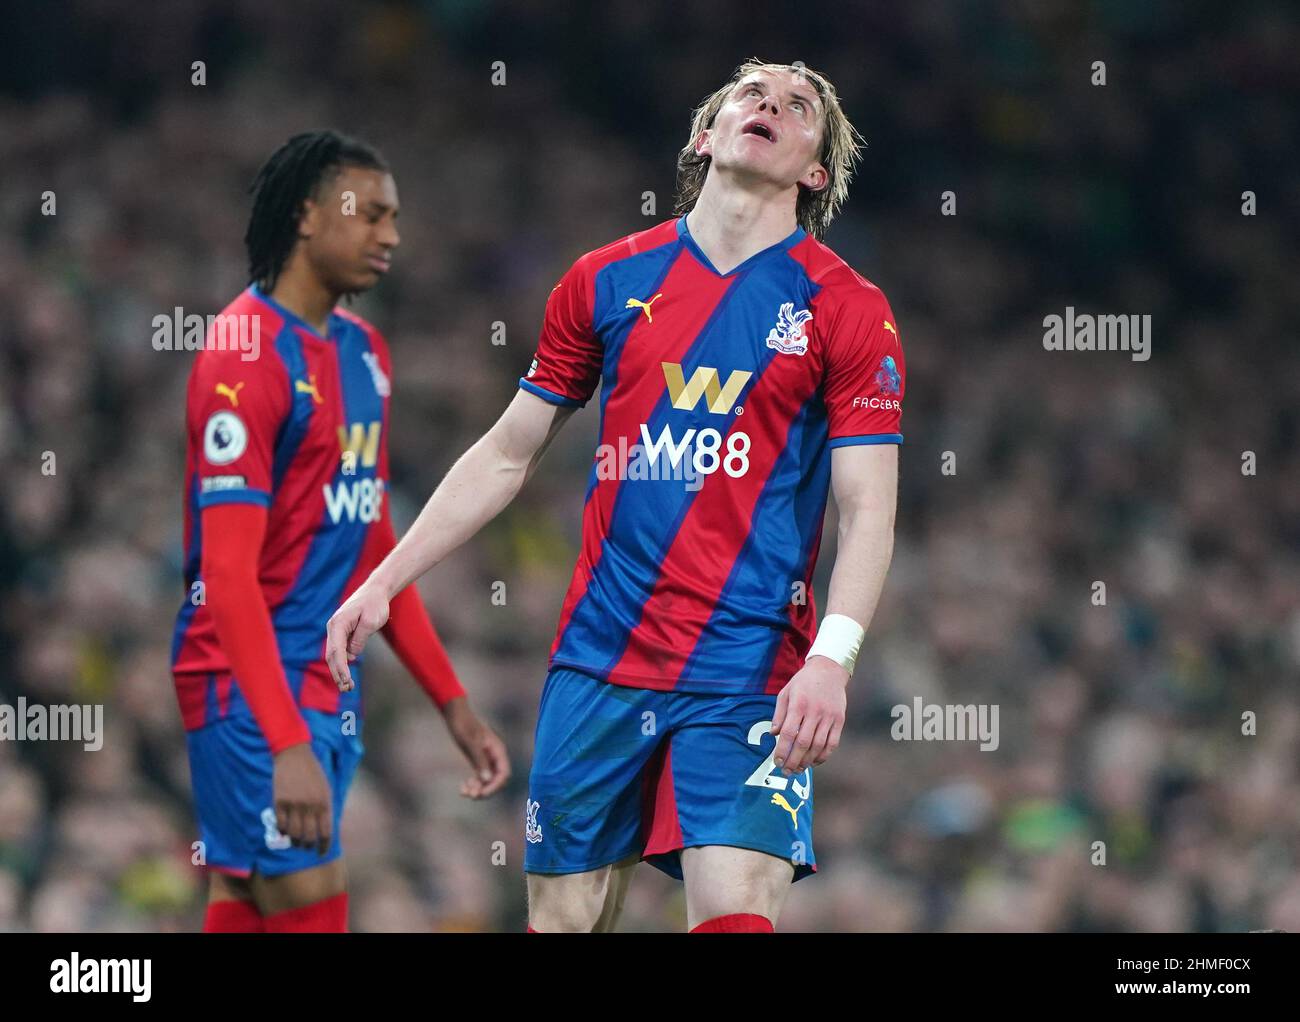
[296, 165, 400, 295]
[696, 70, 829, 199]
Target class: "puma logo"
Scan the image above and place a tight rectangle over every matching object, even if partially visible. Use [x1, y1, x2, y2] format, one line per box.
[625, 292, 663, 323]
[295, 375, 323, 404]
[214, 381, 244, 407]
[771, 792, 805, 828]
[883, 321, 897, 337]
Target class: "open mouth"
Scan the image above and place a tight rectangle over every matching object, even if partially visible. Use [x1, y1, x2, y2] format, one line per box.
[742, 119, 776, 143]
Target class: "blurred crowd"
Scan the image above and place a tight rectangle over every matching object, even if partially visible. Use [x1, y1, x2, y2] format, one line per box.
[1, 0, 1297, 932]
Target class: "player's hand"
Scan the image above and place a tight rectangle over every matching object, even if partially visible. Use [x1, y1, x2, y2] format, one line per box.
[771, 656, 849, 776]
[273, 743, 333, 856]
[441, 697, 511, 799]
[325, 581, 390, 691]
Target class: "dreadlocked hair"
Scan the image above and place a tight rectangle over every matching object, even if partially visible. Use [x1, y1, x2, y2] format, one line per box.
[245, 131, 389, 290]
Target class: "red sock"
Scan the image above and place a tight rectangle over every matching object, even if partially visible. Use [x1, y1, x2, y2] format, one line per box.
[203, 898, 264, 933]
[690, 913, 774, 933]
[264, 892, 349, 933]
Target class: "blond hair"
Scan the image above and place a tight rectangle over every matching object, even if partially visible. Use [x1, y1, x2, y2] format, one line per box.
[674, 59, 864, 240]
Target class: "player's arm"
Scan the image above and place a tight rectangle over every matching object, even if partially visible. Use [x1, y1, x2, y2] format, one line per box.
[771, 446, 898, 776]
[327, 254, 600, 690]
[821, 444, 899, 638]
[200, 504, 332, 854]
[772, 287, 906, 777]
[191, 351, 333, 854]
[201, 504, 309, 753]
[380, 388, 576, 600]
[326, 389, 577, 688]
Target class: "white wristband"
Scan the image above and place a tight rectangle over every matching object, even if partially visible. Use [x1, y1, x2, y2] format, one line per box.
[805, 614, 865, 674]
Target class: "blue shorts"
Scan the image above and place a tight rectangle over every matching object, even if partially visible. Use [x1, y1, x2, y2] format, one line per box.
[524, 668, 815, 882]
[186, 708, 363, 878]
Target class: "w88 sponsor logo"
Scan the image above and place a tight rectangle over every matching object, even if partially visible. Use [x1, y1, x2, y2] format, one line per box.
[324, 477, 386, 524]
[639, 423, 750, 478]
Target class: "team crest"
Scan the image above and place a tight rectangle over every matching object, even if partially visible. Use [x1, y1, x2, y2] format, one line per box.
[875, 355, 901, 396]
[525, 798, 542, 844]
[765, 302, 813, 356]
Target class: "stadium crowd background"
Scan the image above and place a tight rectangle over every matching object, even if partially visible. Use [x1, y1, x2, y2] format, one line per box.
[1, 0, 1297, 932]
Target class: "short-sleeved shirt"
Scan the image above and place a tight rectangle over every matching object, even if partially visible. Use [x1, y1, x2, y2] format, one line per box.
[171, 285, 392, 729]
[519, 216, 905, 695]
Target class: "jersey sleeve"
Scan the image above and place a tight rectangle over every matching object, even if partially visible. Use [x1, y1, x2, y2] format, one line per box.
[519, 255, 602, 408]
[200, 502, 311, 753]
[820, 286, 906, 447]
[188, 346, 289, 508]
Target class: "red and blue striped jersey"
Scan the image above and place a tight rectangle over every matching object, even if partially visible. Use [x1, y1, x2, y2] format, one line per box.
[171, 285, 393, 729]
[520, 217, 905, 695]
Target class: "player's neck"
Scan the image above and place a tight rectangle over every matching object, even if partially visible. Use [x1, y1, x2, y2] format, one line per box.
[685, 175, 799, 275]
[269, 261, 339, 336]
